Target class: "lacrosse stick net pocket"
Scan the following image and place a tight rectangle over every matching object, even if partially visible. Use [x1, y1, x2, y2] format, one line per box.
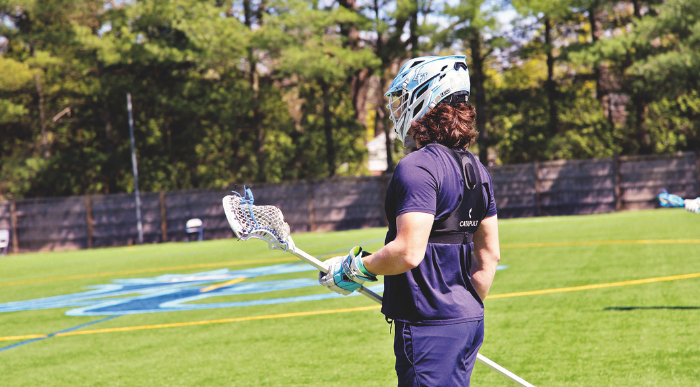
[223, 190, 293, 251]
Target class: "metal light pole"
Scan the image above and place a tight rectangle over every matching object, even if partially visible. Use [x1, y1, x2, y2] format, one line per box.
[127, 93, 144, 245]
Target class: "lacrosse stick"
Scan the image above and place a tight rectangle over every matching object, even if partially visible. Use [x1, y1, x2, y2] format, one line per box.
[223, 188, 382, 303]
[223, 188, 536, 387]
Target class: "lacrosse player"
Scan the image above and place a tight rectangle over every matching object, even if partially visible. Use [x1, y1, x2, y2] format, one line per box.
[320, 56, 500, 386]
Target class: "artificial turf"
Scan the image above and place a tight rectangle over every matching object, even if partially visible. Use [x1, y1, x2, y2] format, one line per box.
[0, 209, 698, 386]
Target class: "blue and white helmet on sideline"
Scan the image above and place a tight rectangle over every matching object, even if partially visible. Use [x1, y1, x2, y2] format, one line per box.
[385, 55, 470, 146]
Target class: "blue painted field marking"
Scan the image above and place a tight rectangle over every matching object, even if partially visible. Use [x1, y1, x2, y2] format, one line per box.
[0, 239, 389, 316]
[0, 238, 508, 352]
[0, 240, 389, 352]
[0, 315, 118, 353]
[1, 265, 507, 316]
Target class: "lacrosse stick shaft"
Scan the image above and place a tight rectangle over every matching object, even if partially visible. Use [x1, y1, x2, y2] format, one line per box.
[476, 355, 537, 387]
[291, 247, 384, 304]
[291, 247, 535, 387]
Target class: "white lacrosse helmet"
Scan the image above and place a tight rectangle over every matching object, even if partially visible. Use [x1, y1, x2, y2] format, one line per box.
[385, 55, 471, 146]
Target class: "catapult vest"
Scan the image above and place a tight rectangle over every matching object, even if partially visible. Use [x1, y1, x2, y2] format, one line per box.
[425, 143, 490, 245]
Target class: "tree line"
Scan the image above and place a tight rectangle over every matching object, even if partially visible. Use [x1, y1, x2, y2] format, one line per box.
[1, 0, 698, 198]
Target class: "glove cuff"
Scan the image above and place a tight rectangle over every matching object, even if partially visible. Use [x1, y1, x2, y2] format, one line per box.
[343, 246, 378, 283]
[349, 252, 377, 283]
[354, 255, 376, 278]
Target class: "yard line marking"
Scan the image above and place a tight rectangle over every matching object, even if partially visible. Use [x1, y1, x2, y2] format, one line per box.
[1, 237, 697, 345]
[487, 272, 700, 299]
[0, 316, 119, 351]
[3, 271, 700, 343]
[200, 277, 247, 292]
[0, 257, 296, 287]
[0, 334, 47, 342]
[501, 239, 700, 249]
[0, 305, 382, 342]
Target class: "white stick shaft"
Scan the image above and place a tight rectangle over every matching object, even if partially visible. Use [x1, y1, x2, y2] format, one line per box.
[476, 354, 537, 387]
[290, 246, 328, 272]
[355, 286, 384, 304]
[291, 247, 384, 304]
[291, 246, 535, 386]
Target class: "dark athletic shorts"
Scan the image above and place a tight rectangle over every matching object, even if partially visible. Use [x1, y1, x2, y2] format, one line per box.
[394, 320, 484, 387]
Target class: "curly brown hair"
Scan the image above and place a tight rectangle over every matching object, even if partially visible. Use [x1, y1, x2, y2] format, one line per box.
[410, 103, 478, 149]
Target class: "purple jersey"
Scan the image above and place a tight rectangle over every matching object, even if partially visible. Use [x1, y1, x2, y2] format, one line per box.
[382, 145, 497, 325]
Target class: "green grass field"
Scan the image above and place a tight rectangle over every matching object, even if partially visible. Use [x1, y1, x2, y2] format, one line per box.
[1, 209, 699, 386]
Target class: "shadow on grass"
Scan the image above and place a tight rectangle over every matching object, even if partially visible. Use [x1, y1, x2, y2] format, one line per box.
[604, 306, 700, 311]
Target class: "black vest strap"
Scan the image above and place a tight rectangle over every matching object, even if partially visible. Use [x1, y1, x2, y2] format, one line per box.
[427, 232, 473, 244]
[426, 143, 486, 245]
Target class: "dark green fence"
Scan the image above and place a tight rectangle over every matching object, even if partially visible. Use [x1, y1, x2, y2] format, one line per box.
[1, 152, 697, 253]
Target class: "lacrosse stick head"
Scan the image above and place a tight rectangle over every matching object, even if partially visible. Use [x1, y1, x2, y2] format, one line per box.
[223, 187, 296, 252]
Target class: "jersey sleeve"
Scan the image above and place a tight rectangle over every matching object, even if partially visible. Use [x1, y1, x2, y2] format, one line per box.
[391, 156, 439, 217]
[483, 168, 498, 218]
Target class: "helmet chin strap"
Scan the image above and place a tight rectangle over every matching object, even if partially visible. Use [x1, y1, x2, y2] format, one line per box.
[402, 135, 417, 149]
[439, 91, 470, 106]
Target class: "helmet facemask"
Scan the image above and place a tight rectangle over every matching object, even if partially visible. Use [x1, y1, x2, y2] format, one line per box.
[386, 90, 409, 142]
[386, 82, 432, 146]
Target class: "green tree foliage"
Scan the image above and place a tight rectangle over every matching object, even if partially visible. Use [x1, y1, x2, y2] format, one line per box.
[264, 0, 380, 177]
[605, 0, 700, 153]
[439, 0, 507, 164]
[1, 0, 698, 198]
[0, 0, 379, 198]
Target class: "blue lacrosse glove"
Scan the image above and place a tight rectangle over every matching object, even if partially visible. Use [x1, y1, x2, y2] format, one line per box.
[318, 246, 378, 295]
[658, 189, 685, 207]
